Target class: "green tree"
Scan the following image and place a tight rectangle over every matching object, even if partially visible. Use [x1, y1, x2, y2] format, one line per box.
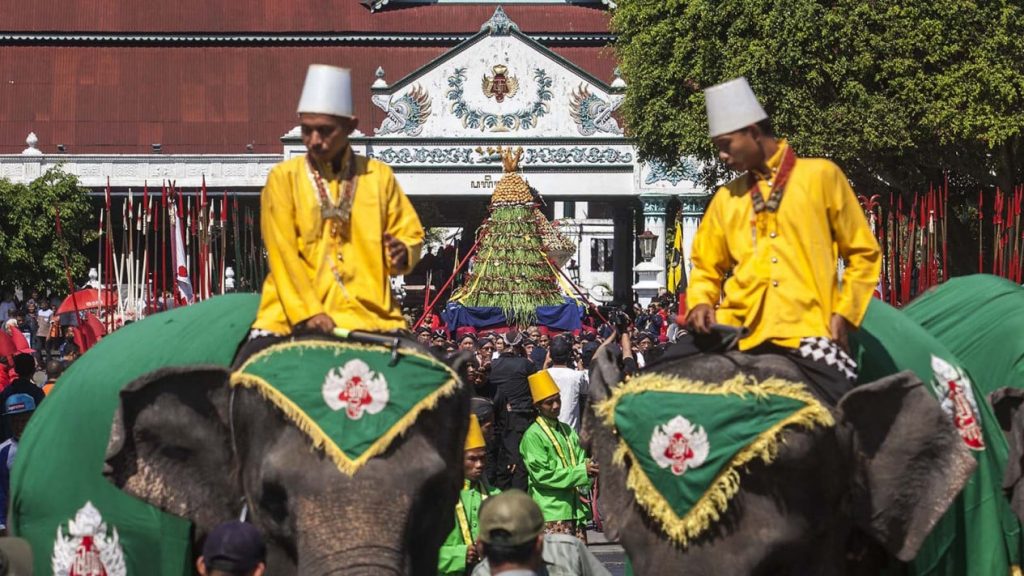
[0, 167, 97, 294]
[612, 0, 1024, 195]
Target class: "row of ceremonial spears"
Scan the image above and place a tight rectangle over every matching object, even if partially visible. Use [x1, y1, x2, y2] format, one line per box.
[96, 177, 265, 331]
[983, 186, 1024, 283]
[862, 179, 1024, 308]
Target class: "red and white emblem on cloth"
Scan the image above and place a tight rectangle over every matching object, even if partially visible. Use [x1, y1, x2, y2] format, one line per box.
[52, 502, 127, 576]
[649, 415, 710, 476]
[931, 355, 985, 451]
[323, 359, 390, 420]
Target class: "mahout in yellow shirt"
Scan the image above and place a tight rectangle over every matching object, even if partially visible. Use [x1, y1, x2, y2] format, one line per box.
[687, 141, 881, 350]
[254, 153, 424, 334]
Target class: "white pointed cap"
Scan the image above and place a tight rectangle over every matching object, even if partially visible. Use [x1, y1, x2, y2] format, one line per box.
[297, 64, 354, 118]
[704, 77, 767, 137]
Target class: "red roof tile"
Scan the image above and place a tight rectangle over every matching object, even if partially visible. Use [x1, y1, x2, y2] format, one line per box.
[0, 44, 615, 154]
[0, 2, 611, 34]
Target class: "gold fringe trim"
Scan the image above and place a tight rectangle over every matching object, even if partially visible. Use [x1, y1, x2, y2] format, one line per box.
[231, 340, 461, 476]
[1011, 565, 1022, 576]
[594, 373, 834, 547]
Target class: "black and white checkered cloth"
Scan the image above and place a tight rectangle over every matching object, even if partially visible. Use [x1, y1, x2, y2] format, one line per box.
[797, 337, 858, 382]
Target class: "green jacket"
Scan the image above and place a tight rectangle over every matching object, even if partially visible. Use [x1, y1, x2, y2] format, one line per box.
[438, 480, 500, 576]
[520, 416, 591, 523]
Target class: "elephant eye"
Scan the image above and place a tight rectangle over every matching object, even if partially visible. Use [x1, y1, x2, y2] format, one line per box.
[260, 480, 290, 524]
[158, 444, 192, 462]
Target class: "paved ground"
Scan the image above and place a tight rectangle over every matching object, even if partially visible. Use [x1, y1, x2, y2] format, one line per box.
[588, 530, 627, 576]
[591, 545, 627, 576]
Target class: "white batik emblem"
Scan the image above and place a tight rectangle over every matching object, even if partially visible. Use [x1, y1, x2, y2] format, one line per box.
[52, 501, 127, 576]
[649, 416, 710, 476]
[931, 355, 985, 451]
[323, 359, 390, 420]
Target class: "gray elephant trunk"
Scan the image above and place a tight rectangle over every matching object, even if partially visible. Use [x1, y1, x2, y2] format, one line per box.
[299, 546, 404, 576]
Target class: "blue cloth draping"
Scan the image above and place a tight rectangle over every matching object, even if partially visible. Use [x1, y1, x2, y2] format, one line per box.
[441, 299, 583, 331]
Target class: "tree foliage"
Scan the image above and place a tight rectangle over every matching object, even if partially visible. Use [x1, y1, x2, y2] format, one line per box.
[612, 0, 1024, 195]
[0, 167, 97, 294]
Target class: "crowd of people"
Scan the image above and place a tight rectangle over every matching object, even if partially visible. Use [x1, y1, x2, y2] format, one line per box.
[407, 294, 681, 576]
[0, 289, 84, 545]
[0, 290, 81, 370]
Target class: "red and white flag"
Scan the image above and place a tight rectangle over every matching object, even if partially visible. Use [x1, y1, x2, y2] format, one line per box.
[170, 191, 194, 304]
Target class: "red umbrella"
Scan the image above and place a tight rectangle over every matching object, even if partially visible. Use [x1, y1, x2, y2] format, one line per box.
[56, 289, 118, 315]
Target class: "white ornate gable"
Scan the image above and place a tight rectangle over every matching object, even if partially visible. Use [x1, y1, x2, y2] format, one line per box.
[370, 7, 624, 139]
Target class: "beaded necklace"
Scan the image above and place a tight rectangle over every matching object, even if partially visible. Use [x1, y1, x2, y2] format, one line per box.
[305, 147, 357, 296]
[748, 145, 796, 247]
[306, 147, 356, 240]
[747, 145, 796, 214]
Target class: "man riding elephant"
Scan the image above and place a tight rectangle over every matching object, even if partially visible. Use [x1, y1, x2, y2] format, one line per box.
[580, 78, 972, 575]
[95, 66, 459, 576]
[245, 63, 424, 357]
[685, 77, 881, 403]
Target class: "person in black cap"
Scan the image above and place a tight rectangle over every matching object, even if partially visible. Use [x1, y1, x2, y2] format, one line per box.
[197, 521, 266, 576]
[472, 397, 500, 485]
[489, 330, 538, 491]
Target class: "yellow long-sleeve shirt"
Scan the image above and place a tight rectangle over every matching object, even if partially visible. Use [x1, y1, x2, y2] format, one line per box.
[686, 141, 880, 351]
[253, 153, 423, 334]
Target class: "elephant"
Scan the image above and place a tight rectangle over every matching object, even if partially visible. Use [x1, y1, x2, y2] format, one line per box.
[103, 334, 472, 576]
[584, 344, 976, 575]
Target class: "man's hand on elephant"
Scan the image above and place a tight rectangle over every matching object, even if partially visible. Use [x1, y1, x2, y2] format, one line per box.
[687, 304, 716, 334]
[830, 313, 851, 353]
[384, 233, 408, 271]
[303, 313, 336, 333]
[586, 459, 600, 477]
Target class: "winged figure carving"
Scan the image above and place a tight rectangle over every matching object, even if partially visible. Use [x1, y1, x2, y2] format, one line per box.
[373, 84, 432, 136]
[570, 84, 623, 136]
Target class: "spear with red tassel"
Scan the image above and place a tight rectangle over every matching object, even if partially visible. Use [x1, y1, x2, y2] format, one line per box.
[993, 189, 1003, 276]
[220, 189, 228, 294]
[1012, 186, 1022, 283]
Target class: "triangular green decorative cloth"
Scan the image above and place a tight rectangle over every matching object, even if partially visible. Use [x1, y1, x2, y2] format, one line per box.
[596, 374, 833, 547]
[231, 340, 459, 475]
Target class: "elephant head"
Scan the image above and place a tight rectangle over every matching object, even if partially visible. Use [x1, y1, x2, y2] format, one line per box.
[585, 345, 975, 575]
[103, 339, 472, 576]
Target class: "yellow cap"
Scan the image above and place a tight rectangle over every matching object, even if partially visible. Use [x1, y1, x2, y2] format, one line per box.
[465, 414, 486, 451]
[528, 370, 560, 404]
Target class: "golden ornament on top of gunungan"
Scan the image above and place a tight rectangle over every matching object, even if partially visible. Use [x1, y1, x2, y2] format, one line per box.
[478, 146, 533, 206]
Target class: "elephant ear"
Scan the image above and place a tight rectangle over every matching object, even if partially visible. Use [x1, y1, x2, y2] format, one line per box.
[837, 370, 976, 561]
[104, 365, 240, 531]
[990, 387, 1024, 522]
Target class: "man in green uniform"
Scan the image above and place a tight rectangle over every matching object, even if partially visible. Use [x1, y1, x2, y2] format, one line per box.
[439, 414, 501, 575]
[519, 370, 598, 542]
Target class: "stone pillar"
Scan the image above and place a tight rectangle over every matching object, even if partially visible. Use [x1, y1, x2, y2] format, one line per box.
[639, 194, 671, 287]
[679, 195, 708, 277]
[611, 199, 634, 306]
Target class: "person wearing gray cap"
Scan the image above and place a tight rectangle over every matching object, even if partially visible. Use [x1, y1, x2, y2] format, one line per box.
[474, 490, 544, 575]
[472, 490, 610, 576]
